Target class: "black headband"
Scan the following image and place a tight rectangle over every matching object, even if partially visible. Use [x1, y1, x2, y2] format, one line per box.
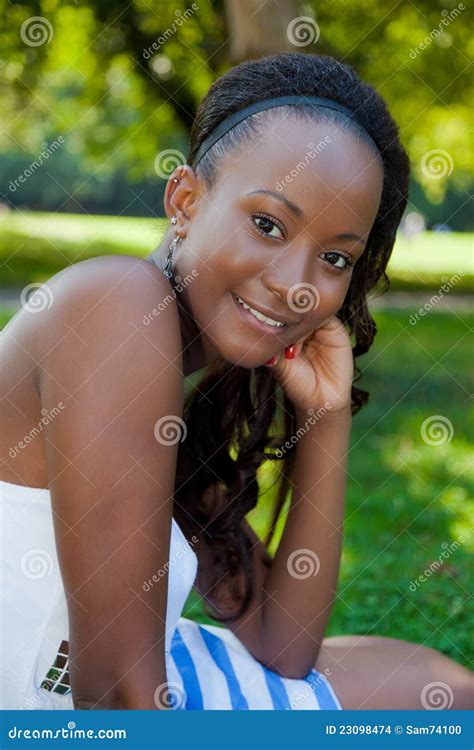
[193, 94, 380, 166]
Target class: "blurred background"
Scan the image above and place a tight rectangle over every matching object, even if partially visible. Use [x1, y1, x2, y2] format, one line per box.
[1, 1, 472, 668]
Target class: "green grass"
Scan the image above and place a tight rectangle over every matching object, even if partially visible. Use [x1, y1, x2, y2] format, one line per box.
[0, 210, 472, 292]
[2, 304, 472, 669]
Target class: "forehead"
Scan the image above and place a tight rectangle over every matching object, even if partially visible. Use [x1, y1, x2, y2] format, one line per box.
[214, 115, 384, 227]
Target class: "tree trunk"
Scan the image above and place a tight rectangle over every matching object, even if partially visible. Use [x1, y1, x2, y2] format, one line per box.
[224, 0, 299, 62]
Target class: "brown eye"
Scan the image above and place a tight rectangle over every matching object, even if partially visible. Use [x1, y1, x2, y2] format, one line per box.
[322, 252, 354, 272]
[252, 214, 284, 240]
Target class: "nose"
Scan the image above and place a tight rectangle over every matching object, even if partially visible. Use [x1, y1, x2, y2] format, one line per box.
[262, 243, 316, 310]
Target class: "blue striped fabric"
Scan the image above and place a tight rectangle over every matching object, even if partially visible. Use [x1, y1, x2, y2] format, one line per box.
[262, 666, 291, 709]
[170, 621, 342, 710]
[170, 626, 203, 709]
[305, 669, 340, 709]
[197, 625, 249, 710]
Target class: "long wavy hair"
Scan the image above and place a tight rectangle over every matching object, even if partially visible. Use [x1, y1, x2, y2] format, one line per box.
[171, 52, 410, 622]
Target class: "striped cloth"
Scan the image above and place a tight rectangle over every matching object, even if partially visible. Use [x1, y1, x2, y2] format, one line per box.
[166, 618, 343, 710]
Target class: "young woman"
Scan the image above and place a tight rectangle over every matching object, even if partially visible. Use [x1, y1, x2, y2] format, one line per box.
[1, 52, 472, 711]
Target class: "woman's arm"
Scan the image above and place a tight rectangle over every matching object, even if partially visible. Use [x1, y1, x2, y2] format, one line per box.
[37, 257, 184, 708]
[256, 406, 351, 678]
[199, 406, 351, 680]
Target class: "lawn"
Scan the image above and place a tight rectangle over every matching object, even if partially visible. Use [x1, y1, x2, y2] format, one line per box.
[2, 281, 472, 670]
[0, 210, 472, 292]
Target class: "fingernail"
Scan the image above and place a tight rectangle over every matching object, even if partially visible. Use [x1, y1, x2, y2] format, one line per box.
[265, 356, 276, 366]
[284, 345, 296, 360]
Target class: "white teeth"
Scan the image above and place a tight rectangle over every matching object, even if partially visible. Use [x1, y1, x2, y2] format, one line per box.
[235, 295, 285, 327]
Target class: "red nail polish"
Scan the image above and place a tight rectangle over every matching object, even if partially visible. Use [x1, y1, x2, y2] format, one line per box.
[265, 356, 276, 366]
[285, 345, 296, 360]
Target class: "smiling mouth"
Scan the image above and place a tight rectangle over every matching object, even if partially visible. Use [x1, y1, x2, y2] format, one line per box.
[232, 293, 288, 331]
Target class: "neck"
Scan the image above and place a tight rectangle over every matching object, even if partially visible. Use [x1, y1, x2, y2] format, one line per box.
[145, 229, 219, 378]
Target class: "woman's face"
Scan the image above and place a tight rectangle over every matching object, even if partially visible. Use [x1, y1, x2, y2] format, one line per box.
[166, 116, 384, 370]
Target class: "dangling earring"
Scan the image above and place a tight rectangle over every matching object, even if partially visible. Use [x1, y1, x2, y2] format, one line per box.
[163, 216, 182, 279]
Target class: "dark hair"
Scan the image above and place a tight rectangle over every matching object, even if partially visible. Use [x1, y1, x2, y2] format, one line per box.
[172, 52, 410, 622]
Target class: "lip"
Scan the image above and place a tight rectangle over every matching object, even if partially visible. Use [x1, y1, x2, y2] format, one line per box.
[231, 293, 290, 335]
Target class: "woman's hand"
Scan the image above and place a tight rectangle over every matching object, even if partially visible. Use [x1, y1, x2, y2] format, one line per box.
[264, 314, 354, 415]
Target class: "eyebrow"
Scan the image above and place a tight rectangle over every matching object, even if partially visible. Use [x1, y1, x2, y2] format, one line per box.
[247, 189, 367, 247]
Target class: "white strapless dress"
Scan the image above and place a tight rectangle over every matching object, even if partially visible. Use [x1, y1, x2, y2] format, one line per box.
[0, 479, 342, 710]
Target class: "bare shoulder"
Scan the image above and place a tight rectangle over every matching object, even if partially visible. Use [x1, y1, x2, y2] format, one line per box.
[27, 254, 182, 368]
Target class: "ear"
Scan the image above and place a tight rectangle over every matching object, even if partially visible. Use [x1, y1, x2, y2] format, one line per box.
[163, 165, 206, 232]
